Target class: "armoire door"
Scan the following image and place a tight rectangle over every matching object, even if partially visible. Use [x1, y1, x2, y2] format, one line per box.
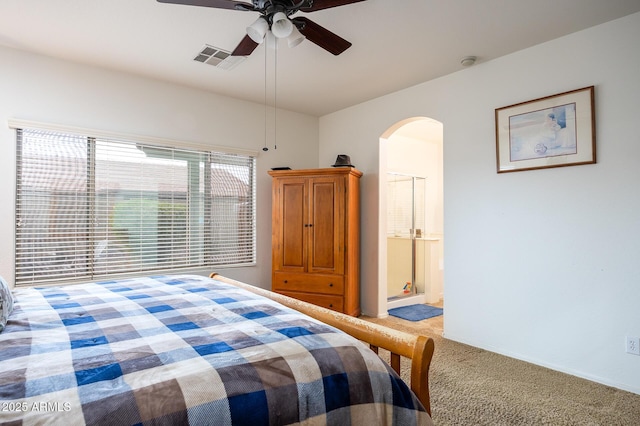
[307, 176, 345, 275]
[274, 177, 306, 272]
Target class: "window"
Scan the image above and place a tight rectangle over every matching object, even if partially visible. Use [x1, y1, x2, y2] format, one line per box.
[15, 128, 256, 285]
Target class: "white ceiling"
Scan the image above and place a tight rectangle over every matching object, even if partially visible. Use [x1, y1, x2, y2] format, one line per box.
[1, 0, 639, 117]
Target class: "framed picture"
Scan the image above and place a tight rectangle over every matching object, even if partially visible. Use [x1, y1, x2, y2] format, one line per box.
[495, 86, 595, 173]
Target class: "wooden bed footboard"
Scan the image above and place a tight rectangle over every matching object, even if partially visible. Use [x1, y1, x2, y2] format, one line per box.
[210, 274, 435, 415]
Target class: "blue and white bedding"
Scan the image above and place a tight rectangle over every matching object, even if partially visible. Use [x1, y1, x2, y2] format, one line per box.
[0, 274, 431, 425]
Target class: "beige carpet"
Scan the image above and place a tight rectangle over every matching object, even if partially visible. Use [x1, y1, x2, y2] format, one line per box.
[363, 313, 640, 425]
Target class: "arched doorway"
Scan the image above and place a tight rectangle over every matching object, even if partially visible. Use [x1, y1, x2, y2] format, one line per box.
[379, 117, 444, 314]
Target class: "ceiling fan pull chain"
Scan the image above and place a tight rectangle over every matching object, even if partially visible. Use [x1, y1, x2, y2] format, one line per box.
[263, 42, 269, 152]
[274, 38, 278, 150]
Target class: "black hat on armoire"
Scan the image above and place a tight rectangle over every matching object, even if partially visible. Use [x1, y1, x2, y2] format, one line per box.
[332, 154, 354, 167]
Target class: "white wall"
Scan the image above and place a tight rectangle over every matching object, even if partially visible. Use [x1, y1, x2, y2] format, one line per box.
[319, 12, 640, 394]
[0, 45, 319, 289]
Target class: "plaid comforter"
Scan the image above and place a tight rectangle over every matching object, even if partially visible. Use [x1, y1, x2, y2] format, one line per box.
[0, 274, 431, 425]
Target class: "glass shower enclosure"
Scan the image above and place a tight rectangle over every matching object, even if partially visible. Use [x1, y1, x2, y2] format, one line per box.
[386, 173, 426, 302]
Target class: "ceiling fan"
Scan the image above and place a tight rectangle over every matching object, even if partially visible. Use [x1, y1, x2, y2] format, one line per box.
[157, 0, 366, 56]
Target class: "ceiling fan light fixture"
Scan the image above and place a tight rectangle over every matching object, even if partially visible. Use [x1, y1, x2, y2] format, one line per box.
[271, 12, 293, 39]
[286, 25, 305, 48]
[247, 17, 269, 43]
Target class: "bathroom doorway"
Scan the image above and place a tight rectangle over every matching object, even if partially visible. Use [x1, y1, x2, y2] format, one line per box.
[380, 117, 444, 312]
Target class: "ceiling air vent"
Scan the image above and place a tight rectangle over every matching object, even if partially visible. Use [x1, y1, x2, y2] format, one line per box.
[194, 45, 246, 70]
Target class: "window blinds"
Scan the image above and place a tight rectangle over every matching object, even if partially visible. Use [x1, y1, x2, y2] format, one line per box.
[15, 128, 256, 285]
[386, 174, 426, 238]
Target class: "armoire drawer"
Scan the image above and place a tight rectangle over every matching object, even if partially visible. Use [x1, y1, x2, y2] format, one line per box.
[272, 272, 344, 295]
[276, 290, 344, 313]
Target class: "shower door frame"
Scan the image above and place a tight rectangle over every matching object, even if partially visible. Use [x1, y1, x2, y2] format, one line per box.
[386, 172, 426, 301]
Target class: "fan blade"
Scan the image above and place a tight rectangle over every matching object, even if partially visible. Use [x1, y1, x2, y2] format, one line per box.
[156, 0, 254, 11]
[299, 0, 366, 12]
[295, 17, 351, 55]
[231, 34, 260, 56]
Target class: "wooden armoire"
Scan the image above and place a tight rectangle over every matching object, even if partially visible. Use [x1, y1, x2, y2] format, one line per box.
[268, 167, 362, 316]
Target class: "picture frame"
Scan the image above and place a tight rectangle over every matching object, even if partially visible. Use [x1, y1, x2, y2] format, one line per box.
[495, 86, 595, 173]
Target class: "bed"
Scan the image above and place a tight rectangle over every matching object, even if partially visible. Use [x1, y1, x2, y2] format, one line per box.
[0, 273, 434, 425]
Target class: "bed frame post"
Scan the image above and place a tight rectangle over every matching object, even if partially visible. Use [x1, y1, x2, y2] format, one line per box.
[411, 335, 435, 416]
